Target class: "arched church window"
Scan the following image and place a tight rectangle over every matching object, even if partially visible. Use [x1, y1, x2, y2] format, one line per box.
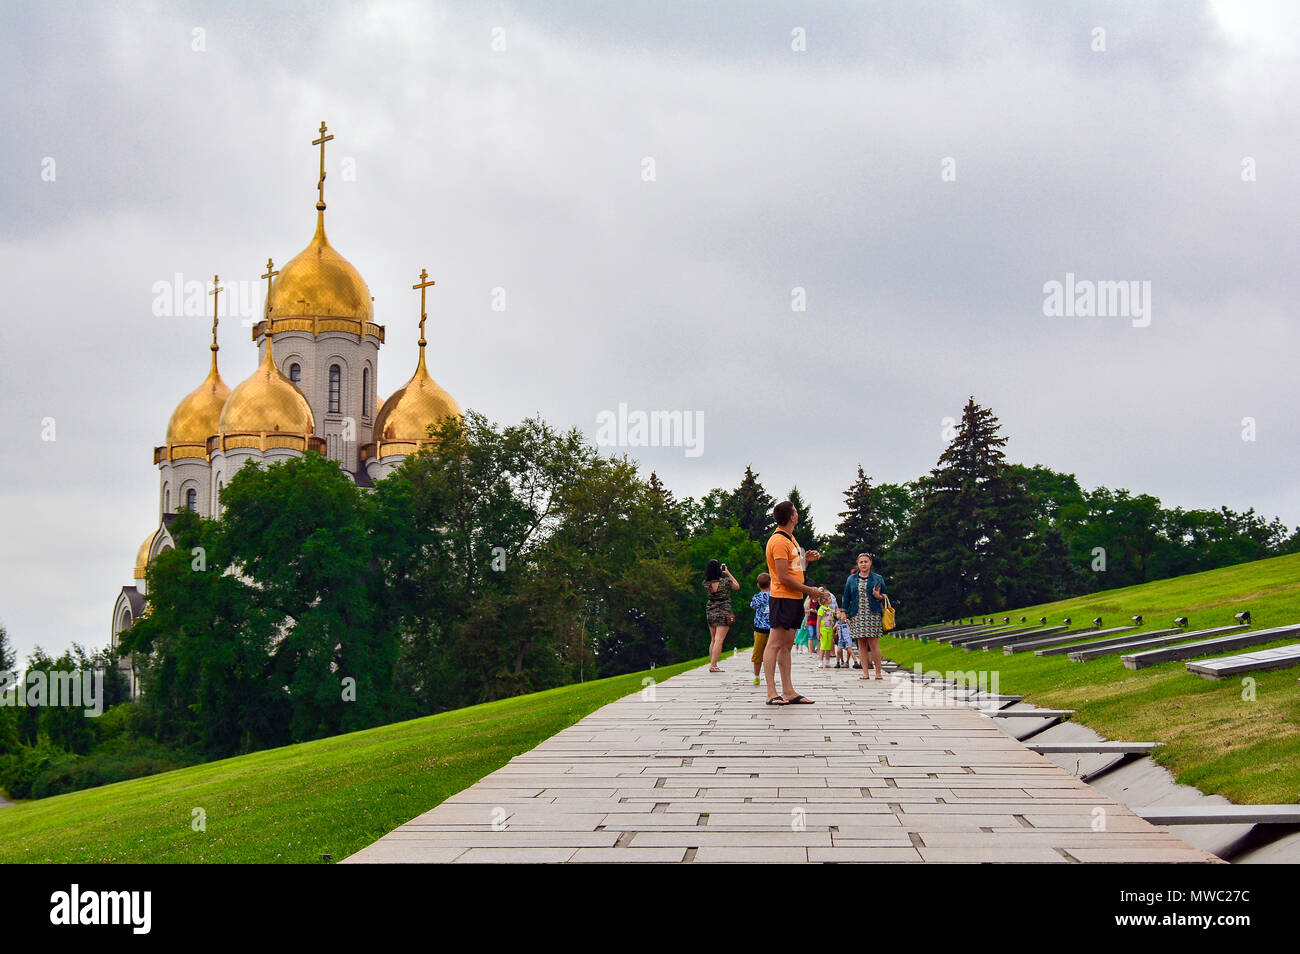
[329, 364, 341, 414]
[185, 488, 197, 511]
[165, 489, 170, 511]
[289, 363, 301, 384]
[362, 368, 370, 417]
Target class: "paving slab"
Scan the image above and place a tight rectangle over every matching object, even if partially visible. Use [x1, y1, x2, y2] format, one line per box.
[343, 655, 1220, 864]
[1186, 643, 1300, 679]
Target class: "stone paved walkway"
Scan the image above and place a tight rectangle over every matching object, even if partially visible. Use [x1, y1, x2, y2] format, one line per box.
[344, 651, 1220, 863]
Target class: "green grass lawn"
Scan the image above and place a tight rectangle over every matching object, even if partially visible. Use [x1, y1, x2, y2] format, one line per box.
[0, 657, 706, 864]
[882, 552, 1300, 804]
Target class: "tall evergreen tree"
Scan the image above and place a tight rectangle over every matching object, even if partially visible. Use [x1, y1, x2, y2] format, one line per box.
[786, 485, 817, 545]
[721, 466, 776, 541]
[893, 397, 1038, 621]
[827, 465, 886, 583]
[647, 471, 689, 539]
[0, 623, 13, 671]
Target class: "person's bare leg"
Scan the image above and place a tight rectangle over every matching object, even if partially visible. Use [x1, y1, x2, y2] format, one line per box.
[764, 629, 790, 701]
[858, 638, 871, 679]
[778, 638, 800, 700]
[709, 625, 726, 670]
[869, 638, 883, 679]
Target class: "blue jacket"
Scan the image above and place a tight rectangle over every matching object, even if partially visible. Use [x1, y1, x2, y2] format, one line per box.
[842, 571, 887, 617]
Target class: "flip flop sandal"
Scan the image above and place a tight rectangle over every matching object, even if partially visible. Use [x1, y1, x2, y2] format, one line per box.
[765, 696, 788, 706]
[785, 695, 815, 704]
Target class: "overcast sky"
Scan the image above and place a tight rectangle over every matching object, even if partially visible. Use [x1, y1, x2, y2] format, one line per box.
[1, 0, 1298, 662]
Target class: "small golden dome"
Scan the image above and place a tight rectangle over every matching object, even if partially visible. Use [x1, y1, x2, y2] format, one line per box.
[219, 331, 315, 436]
[373, 346, 461, 443]
[134, 530, 155, 580]
[267, 212, 372, 321]
[165, 356, 230, 445]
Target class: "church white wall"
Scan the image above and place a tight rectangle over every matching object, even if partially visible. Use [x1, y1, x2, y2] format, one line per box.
[111, 593, 134, 647]
[363, 454, 408, 484]
[173, 459, 213, 517]
[258, 329, 380, 474]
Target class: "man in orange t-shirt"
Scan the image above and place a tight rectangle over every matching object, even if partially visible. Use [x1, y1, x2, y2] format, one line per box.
[763, 500, 826, 705]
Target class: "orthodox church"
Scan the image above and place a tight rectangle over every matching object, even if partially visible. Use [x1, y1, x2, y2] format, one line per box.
[111, 123, 460, 662]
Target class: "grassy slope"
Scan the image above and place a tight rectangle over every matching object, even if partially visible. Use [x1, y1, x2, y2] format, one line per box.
[0, 657, 706, 864]
[881, 552, 1300, 803]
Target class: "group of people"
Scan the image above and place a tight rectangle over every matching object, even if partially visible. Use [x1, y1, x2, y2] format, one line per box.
[701, 499, 888, 706]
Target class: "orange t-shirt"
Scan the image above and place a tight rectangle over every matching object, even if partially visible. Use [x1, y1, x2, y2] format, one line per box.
[765, 529, 805, 599]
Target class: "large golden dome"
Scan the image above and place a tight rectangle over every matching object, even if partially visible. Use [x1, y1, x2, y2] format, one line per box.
[156, 299, 232, 464]
[373, 346, 461, 444]
[267, 212, 372, 321]
[134, 530, 155, 580]
[219, 331, 315, 436]
[164, 354, 230, 445]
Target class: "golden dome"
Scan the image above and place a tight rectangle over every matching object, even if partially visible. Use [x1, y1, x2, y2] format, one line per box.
[164, 352, 230, 445]
[373, 344, 461, 444]
[219, 330, 315, 436]
[267, 211, 372, 321]
[134, 530, 155, 580]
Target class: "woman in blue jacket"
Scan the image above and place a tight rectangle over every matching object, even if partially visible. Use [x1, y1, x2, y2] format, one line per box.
[842, 552, 887, 680]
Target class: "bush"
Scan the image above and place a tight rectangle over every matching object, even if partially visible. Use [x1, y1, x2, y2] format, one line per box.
[0, 742, 78, 799]
[92, 701, 142, 743]
[0, 737, 197, 800]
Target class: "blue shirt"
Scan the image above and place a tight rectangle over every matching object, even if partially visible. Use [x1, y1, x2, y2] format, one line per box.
[750, 591, 771, 630]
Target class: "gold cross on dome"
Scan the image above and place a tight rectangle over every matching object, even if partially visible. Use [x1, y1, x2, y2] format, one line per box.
[209, 274, 222, 344]
[261, 258, 279, 318]
[312, 121, 334, 211]
[412, 267, 435, 342]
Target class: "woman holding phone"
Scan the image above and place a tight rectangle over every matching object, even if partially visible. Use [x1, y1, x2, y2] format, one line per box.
[704, 559, 739, 672]
[842, 552, 887, 680]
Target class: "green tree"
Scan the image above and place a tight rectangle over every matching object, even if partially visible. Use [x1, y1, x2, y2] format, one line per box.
[826, 465, 887, 584]
[648, 471, 691, 539]
[220, 453, 395, 741]
[16, 647, 50, 746]
[38, 646, 97, 755]
[786, 485, 817, 547]
[124, 507, 284, 755]
[893, 397, 1038, 621]
[874, 481, 917, 553]
[720, 466, 776, 542]
[683, 524, 765, 654]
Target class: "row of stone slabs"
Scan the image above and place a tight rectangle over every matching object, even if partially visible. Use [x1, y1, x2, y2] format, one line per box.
[881, 629, 1300, 854]
[343, 655, 1220, 864]
[900, 620, 1300, 679]
[898, 670, 1300, 860]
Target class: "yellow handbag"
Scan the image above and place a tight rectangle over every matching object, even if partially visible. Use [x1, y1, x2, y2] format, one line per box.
[881, 595, 896, 632]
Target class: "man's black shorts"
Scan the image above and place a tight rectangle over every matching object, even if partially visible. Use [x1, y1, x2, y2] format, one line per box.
[769, 596, 805, 630]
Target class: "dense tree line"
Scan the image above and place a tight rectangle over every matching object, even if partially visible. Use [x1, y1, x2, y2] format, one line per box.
[3, 399, 1297, 794]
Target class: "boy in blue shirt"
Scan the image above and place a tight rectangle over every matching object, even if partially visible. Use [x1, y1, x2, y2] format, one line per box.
[749, 573, 771, 686]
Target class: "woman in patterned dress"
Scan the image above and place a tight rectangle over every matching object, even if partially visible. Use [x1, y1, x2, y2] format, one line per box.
[704, 559, 739, 672]
[843, 552, 887, 680]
